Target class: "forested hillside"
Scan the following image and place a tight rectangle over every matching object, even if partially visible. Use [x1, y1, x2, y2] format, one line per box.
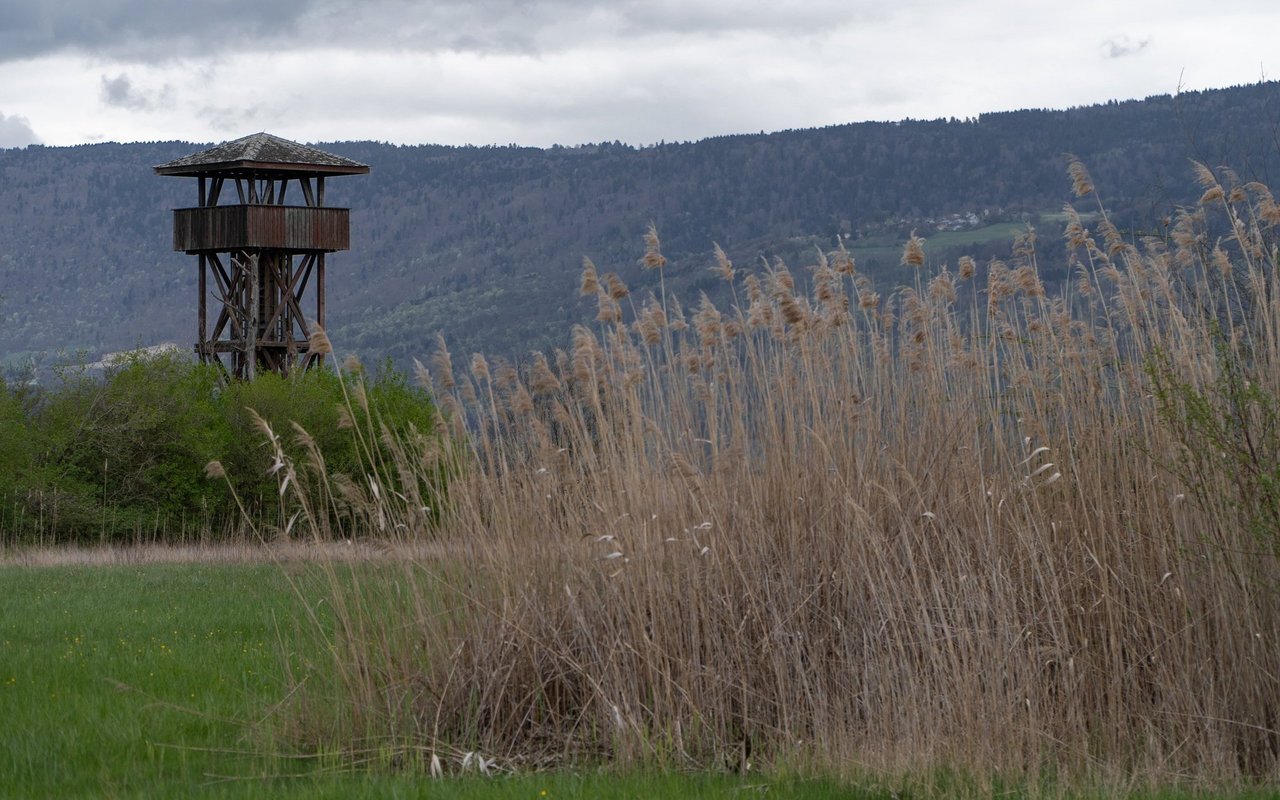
[1, 81, 1278, 368]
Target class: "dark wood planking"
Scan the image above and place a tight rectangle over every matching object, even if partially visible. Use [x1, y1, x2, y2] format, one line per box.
[173, 206, 351, 253]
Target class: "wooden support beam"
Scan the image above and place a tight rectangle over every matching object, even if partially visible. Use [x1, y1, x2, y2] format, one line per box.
[206, 253, 241, 342]
[206, 271, 232, 341]
[300, 178, 314, 207]
[245, 253, 259, 381]
[317, 253, 325, 330]
[208, 252, 232, 293]
[294, 253, 315, 298]
[281, 288, 310, 339]
[259, 255, 310, 337]
[259, 253, 278, 342]
[209, 307, 232, 343]
[198, 254, 207, 359]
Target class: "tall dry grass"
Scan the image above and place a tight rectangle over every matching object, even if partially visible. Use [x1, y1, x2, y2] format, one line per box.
[278, 162, 1280, 789]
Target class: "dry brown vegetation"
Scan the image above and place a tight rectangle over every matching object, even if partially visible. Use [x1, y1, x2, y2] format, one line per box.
[0, 539, 449, 567]
[273, 162, 1280, 791]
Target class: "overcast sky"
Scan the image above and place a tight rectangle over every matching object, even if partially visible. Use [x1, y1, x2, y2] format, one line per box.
[0, 0, 1276, 149]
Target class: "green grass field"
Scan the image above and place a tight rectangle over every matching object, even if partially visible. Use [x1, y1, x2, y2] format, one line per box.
[1, 561, 314, 797]
[0, 559, 884, 799]
[3, 558, 1272, 799]
[845, 221, 1031, 266]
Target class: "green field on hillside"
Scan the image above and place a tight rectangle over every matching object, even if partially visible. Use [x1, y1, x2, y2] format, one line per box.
[846, 221, 1031, 266]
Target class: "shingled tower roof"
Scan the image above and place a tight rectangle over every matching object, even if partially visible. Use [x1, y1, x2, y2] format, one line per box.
[154, 132, 369, 177]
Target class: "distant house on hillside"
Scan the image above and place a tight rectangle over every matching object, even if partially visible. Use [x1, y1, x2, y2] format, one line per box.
[85, 342, 183, 372]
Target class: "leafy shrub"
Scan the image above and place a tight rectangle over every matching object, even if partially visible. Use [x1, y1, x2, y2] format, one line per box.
[0, 354, 438, 545]
[0, 377, 35, 529]
[53, 356, 228, 519]
[1149, 332, 1280, 549]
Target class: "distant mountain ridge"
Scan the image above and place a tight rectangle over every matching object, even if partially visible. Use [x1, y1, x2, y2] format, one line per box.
[1, 81, 1279, 370]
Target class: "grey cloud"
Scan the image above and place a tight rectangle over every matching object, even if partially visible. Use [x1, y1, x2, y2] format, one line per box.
[609, 0, 902, 37]
[198, 103, 270, 134]
[369, 0, 915, 53]
[0, 0, 913, 63]
[1102, 35, 1150, 59]
[0, 0, 313, 62]
[99, 72, 166, 110]
[0, 111, 40, 148]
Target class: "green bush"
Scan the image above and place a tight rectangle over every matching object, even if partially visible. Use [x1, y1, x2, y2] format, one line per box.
[1148, 334, 1280, 550]
[0, 377, 36, 528]
[0, 354, 438, 546]
[218, 367, 348, 512]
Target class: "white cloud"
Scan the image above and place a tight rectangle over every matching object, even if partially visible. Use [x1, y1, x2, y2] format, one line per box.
[1102, 36, 1151, 59]
[0, 1, 1274, 148]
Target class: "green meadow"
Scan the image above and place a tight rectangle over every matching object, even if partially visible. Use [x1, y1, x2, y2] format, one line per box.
[842, 221, 1031, 265]
[2, 562, 314, 797]
[3, 559, 1272, 799]
[0, 560, 877, 799]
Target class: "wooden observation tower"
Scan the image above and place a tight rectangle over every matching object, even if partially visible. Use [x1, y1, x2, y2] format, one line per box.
[155, 133, 369, 379]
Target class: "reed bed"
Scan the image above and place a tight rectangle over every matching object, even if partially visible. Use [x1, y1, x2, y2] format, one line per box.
[277, 162, 1280, 790]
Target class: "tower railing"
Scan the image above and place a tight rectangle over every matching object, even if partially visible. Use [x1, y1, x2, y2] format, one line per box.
[173, 205, 350, 253]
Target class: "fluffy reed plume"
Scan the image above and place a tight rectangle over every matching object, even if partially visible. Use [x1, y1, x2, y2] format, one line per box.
[1067, 155, 1094, 197]
[832, 244, 856, 276]
[596, 289, 622, 324]
[292, 168, 1280, 792]
[901, 230, 926, 268]
[469, 353, 490, 383]
[579, 257, 599, 296]
[927, 267, 956, 305]
[1201, 184, 1226, 205]
[430, 335, 455, 390]
[713, 242, 735, 283]
[643, 222, 666, 269]
[307, 325, 334, 356]
[412, 357, 431, 389]
[529, 353, 560, 395]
